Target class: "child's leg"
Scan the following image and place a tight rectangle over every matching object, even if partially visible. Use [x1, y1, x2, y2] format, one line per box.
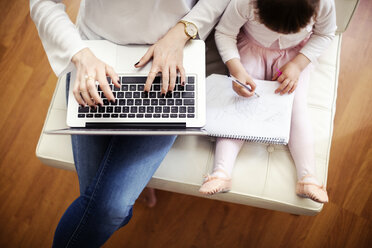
[212, 138, 245, 177]
[288, 65, 319, 184]
[288, 65, 328, 203]
[199, 138, 244, 195]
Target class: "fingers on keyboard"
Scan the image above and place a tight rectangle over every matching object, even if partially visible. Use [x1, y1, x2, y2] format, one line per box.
[78, 75, 196, 119]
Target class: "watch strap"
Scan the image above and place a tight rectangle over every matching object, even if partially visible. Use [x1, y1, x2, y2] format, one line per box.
[178, 20, 198, 39]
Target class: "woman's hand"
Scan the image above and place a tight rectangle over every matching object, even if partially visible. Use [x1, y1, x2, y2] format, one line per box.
[226, 58, 256, 97]
[135, 23, 189, 94]
[272, 53, 311, 95]
[71, 48, 120, 107]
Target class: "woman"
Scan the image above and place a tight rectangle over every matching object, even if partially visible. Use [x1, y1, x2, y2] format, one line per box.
[30, 0, 230, 247]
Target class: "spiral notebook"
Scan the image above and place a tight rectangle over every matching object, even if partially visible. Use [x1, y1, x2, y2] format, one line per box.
[202, 74, 295, 144]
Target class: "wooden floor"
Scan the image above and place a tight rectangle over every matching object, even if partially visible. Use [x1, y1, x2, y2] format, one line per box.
[0, 0, 371, 247]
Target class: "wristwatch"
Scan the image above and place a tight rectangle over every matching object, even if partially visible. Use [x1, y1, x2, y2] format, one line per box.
[178, 20, 198, 39]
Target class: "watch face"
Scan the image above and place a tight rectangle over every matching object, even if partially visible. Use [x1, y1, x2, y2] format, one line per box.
[186, 24, 197, 37]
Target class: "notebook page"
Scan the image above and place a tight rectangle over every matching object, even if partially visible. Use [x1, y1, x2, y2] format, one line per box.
[202, 74, 294, 144]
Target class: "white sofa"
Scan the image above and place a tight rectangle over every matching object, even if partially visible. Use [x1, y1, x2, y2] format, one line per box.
[36, 0, 358, 216]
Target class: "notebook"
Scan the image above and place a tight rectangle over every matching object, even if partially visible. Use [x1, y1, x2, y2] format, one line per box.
[202, 74, 295, 144]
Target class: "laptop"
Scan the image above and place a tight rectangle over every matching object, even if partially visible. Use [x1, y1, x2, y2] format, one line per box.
[47, 39, 207, 135]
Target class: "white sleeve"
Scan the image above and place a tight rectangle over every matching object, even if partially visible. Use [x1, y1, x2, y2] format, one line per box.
[30, 0, 87, 76]
[182, 0, 231, 40]
[299, 0, 337, 63]
[214, 0, 248, 63]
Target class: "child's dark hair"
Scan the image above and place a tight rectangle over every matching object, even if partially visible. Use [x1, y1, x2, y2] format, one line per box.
[253, 0, 320, 34]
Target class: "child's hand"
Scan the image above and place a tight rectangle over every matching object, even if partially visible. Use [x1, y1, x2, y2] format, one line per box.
[272, 61, 301, 95]
[272, 53, 311, 95]
[231, 72, 256, 97]
[226, 58, 256, 97]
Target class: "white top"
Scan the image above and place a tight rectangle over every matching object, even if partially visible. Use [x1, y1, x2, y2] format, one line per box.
[30, 0, 230, 76]
[215, 0, 337, 63]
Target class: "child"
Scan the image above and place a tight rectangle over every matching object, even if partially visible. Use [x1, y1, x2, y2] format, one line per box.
[199, 0, 336, 203]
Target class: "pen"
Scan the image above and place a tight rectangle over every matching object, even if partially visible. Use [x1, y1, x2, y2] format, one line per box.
[229, 75, 260, 98]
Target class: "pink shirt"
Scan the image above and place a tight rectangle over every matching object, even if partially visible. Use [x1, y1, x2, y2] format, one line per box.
[215, 0, 337, 63]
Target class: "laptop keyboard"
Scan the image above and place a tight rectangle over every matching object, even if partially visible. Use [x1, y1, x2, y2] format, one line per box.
[77, 75, 196, 119]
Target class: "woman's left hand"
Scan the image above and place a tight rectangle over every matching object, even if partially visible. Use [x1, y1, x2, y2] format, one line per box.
[272, 61, 301, 95]
[135, 23, 189, 94]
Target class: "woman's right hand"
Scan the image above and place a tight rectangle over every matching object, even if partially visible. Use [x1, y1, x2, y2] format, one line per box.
[71, 48, 120, 107]
[226, 58, 256, 97]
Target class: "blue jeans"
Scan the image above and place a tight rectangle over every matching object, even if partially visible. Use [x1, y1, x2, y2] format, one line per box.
[53, 74, 176, 247]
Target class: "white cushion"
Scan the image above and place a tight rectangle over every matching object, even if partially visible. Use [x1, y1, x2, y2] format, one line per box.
[36, 35, 341, 215]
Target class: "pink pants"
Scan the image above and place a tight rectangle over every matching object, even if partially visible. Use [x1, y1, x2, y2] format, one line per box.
[214, 33, 317, 181]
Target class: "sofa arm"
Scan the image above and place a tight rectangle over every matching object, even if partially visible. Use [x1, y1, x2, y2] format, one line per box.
[335, 0, 359, 33]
